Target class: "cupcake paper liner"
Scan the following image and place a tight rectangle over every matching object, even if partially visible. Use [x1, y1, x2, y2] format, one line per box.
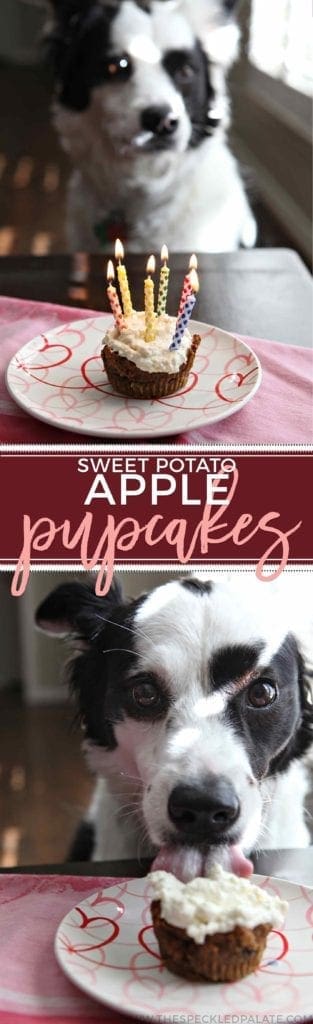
[101, 335, 201, 399]
[151, 900, 271, 983]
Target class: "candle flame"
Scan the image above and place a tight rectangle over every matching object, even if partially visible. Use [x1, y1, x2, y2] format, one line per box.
[161, 244, 168, 263]
[115, 238, 124, 262]
[189, 253, 198, 270]
[146, 254, 156, 275]
[189, 268, 199, 293]
[107, 259, 115, 282]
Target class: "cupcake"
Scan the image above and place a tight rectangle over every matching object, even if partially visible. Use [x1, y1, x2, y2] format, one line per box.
[149, 866, 288, 983]
[103, 244, 201, 399]
[101, 311, 201, 400]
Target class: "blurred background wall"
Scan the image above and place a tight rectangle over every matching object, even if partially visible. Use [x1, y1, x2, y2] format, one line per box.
[0, 0, 312, 263]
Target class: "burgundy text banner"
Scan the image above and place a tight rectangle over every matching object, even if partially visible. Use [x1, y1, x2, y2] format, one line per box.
[0, 448, 311, 595]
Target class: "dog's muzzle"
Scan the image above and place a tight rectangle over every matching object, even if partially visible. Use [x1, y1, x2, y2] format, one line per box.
[151, 774, 253, 882]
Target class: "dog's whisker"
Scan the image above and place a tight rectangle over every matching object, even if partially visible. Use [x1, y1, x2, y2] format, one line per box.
[101, 646, 136, 659]
[116, 772, 143, 783]
[92, 612, 153, 648]
[135, 822, 152, 860]
[116, 807, 141, 825]
[117, 800, 142, 815]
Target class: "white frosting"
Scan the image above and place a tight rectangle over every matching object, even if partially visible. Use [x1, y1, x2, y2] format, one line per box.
[104, 311, 192, 373]
[149, 866, 288, 944]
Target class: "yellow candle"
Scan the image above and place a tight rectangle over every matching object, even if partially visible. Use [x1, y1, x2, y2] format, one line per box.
[157, 244, 170, 316]
[115, 238, 133, 317]
[106, 260, 125, 329]
[144, 254, 156, 343]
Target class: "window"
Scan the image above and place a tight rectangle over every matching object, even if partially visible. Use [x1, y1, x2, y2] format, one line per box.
[249, 0, 313, 97]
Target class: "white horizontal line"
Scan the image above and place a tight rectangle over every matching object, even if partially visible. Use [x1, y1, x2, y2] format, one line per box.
[0, 444, 310, 454]
[1, 560, 312, 568]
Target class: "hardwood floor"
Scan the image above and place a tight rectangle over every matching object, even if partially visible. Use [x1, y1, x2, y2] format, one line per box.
[0, 689, 93, 866]
[0, 62, 68, 255]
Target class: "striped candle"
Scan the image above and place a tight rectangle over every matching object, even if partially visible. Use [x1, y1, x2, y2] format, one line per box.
[115, 238, 133, 317]
[170, 268, 199, 350]
[157, 244, 170, 316]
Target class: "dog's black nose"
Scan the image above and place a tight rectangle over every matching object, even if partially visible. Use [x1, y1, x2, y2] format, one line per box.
[168, 778, 240, 838]
[141, 105, 179, 136]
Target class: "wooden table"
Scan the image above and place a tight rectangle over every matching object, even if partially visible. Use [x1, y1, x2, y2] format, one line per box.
[1, 849, 312, 885]
[0, 248, 312, 347]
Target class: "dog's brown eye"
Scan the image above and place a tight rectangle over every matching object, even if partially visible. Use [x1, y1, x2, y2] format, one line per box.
[247, 680, 277, 708]
[177, 64, 194, 83]
[104, 54, 132, 79]
[132, 681, 160, 707]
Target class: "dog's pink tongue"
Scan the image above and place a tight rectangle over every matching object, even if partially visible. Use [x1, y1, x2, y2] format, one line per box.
[227, 845, 253, 878]
[151, 846, 204, 882]
[151, 844, 253, 882]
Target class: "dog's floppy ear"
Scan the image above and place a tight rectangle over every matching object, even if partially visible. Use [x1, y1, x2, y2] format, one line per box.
[35, 579, 123, 643]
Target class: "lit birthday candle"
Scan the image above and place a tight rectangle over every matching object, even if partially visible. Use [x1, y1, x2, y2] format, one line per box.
[177, 253, 198, 316]
[189, 253, 198, 271]
[106, 260, 125, 329]
[115, 238, 133, 317]
[170, 268, 199, 350]
[157, 244, 170, 316]
[144, 254, 156, 342]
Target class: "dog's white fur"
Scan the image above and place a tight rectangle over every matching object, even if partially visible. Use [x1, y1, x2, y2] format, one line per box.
[52, 0, 257, 252]
[82, 576, 312, 865]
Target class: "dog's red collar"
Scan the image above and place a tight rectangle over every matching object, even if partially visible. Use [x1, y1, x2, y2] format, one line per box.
[94, 215, 128, 249]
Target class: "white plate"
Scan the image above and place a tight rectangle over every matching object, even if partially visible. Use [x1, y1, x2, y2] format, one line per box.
[6, 316, 261, 438]
[55, 875, 312, 1022]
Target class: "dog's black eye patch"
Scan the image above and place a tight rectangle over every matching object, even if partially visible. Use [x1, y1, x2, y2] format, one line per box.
[225, 634, 311, 780]
[163, 43, 214, 148]
[163, 49, 198, 93]
[211, 644, 264, 689]
[125, 673, 171, 721]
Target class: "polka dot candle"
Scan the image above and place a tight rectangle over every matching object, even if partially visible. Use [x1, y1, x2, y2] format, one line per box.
[157, 244, 170, 316]
[170, 268, 199, 350]
[106, 260, 125, 330]
[177, 253, 198, 317]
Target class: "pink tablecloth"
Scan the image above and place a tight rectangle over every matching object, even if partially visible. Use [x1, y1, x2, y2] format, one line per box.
[0, 295, 312, 443]
[0, 874, 132, 1023]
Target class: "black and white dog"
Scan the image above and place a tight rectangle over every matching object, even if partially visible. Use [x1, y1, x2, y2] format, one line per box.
[36, 575, 313, 880]
[47, 0, 256, 252]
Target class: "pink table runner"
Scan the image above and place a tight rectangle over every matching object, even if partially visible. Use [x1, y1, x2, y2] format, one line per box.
[0, 873, 131, 1023]
[1, 873, 311, 1024]
[0, 295, 312, 443]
